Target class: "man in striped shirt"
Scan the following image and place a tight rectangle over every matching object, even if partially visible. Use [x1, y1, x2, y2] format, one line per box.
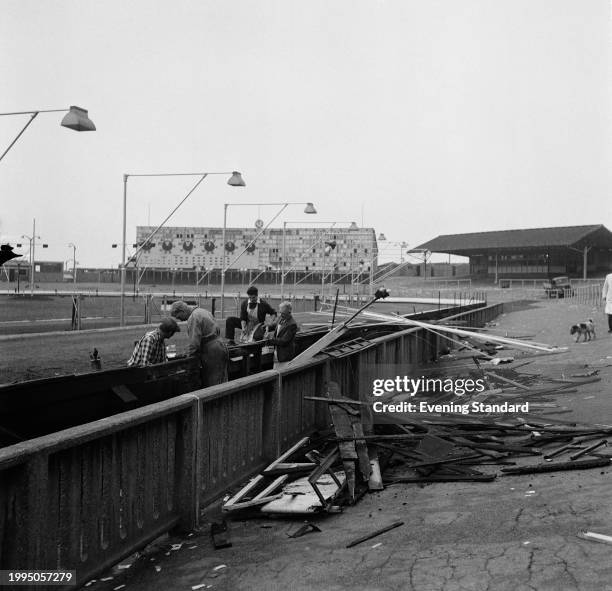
[127, 318, 181, 367]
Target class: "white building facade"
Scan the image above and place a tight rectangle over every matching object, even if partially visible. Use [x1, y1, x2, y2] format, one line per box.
[135, 225, 378, 277]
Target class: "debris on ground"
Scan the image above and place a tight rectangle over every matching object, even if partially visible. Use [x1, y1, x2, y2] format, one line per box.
[220, 364, 611, 523]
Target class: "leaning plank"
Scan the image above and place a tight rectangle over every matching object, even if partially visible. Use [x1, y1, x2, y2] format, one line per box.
[252, 475, 290, 500]
[263, 463, 317, 476]
[222, 494, 284, 512]
[501, 457, 610, 475]
[352, 421, 372, 481]
[222, 475, 264, 509]
[358, 309, 562, 353]
[263, 437, 310, 474]
[289, 291, 389, 365]
[327, 382, 359, 499]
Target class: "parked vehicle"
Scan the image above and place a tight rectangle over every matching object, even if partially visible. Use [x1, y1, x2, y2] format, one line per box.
[543, 276, 574, 298]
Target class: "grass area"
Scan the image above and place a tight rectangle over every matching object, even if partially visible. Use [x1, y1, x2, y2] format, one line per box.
[0, 298, 450, 384]
[0, 309, 327, 384]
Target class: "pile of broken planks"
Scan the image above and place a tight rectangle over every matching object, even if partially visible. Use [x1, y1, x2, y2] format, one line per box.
[222, 374, 612, 520]
[221, 381, 384, 518]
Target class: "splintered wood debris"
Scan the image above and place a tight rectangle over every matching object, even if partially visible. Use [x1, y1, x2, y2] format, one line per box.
[221, 369, 611, 521]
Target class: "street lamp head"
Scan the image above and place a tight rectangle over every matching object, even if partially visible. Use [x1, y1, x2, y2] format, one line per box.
[227, 171, 246, 187]
[304, 202, 317, 214]
[60, 106, 96, 132]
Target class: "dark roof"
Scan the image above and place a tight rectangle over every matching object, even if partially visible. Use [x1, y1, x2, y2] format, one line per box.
[413, 225, 612, 255]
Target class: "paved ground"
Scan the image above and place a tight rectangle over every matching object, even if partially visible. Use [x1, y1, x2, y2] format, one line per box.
[85, 298, 612, 590]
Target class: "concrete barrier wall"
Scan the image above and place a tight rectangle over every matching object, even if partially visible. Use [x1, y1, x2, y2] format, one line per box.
[0, 302, 503, 588]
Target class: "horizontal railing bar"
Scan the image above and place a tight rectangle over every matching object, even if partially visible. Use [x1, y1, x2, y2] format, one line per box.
[0, 394, 197, 468]
[189, 369, 280, 402]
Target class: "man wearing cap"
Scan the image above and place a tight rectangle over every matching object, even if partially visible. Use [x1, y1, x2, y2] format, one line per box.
[225, 285, 276, 343]
[170, 301, 228, 386]
[127, 317, 180, 367]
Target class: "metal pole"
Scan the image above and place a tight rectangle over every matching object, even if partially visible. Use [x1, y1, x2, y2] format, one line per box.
[30, 218, 35, 295]
[220, 203, 228, 319]
[120, 174, 128, 326]
[71, 244, 77, 287]
[0, 112, 39, 163]
[281, 221, 286, 298]
[321, 235, 325, 299]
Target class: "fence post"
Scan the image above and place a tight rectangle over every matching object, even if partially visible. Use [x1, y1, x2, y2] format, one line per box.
[23, 454, 51, 570]
[174, 401, 199, 531]
[263, 373, 282, 461]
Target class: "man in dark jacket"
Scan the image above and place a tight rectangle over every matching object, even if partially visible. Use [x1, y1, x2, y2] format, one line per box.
[225, 285, 276, 343]
[266, 301, 298, 364]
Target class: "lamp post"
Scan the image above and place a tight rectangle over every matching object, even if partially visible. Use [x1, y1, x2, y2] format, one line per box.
[20, 218, 46, 295]
[120, 171, 245, 326]
[378, 235, 408, 262]
[221, 202, 317, 318]
[0, 106, 95, 163]
[280, 221, 353, 298]
[68, 243, 77, 287]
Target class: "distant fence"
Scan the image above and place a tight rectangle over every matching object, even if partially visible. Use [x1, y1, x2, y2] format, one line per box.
[0, 302, 503, 589]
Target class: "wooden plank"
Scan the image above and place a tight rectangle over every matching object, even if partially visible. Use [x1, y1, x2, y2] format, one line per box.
[304, 396, 370, 407]
[327, 385, 358, 500]
[483, 371, 531, 391]
[578, 531, 612, 546]
[252, 475, 289, 500]
[263, 437, 310, 474]
[263, 463, 318, 476]
[222, 494, 284, 512]
[222, 475, 264, 509]
[387, 474, 496, 483]
[346, 521, 404, 548]
[352, 421, 372, 482]
[501, 457, 610, 475]
[261, 471, 345, 514]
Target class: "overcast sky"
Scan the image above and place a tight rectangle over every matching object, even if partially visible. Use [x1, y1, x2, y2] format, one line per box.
[1, 0, 610, 267]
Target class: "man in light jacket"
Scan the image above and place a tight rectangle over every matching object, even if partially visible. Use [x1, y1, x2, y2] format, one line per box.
[265, 301, 298, 365]
[603, 273, 612, 333]
[170, 301, 228, 386]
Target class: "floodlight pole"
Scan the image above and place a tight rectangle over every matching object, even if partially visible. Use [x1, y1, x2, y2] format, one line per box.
[0, 106, 96, 163]
[120, 171, 244, 326]
[220, 202, 317, 318]
[68, 243, 77, 287]
[21, 218, 41, 296]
